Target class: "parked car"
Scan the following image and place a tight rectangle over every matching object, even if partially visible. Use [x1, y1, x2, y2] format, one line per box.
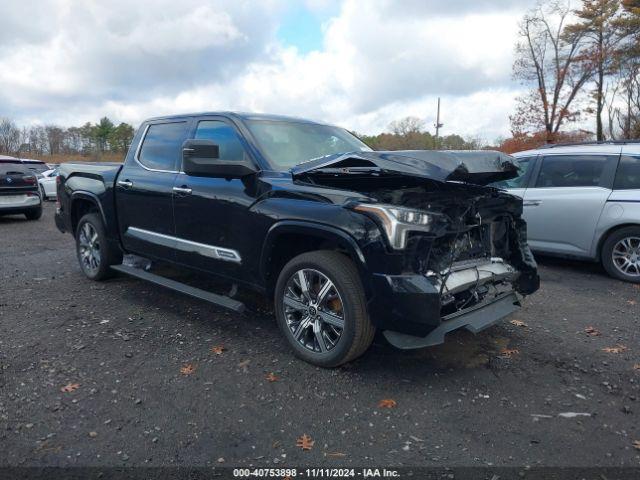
[55, 112, 539, 367]
[0, 162, 42, 220]
[493, 141, 640, 283]
[38, 168, 59, 200]
[0, 157, 49, 177]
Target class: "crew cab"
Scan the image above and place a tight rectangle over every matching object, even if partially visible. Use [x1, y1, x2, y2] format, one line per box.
[55, 112, 539, 367]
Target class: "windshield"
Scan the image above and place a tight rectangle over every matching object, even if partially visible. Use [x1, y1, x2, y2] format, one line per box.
[245, 120, 372, 170]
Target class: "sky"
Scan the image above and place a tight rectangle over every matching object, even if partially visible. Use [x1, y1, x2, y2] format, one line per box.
[0, 0, 539, 141]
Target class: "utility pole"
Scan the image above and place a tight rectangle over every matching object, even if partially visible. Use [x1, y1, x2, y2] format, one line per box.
[434, 97, 443, 149]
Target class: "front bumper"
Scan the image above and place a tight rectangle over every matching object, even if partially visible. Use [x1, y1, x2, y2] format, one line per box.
[383, 291, 521, 349]
[368, 258, 522, 341]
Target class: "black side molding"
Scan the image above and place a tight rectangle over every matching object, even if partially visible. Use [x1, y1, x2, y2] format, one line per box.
[111, 264, 245, 313]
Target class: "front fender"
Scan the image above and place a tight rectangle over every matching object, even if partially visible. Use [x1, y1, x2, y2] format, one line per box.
[259, 220, 372, 295]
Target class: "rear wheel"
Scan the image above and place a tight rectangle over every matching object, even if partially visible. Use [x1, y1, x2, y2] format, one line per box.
[601, 226, 640, 283]
[40, 185, 47, 201]
[24, 205, 42, 220]
[274, 250, 375, 367]
[75, 213, 122, 280]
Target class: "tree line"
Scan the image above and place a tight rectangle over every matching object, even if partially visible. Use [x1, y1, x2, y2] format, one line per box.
[510, 0, 640, 145]
[0, 117, 134, 159]
[358, 117, 485, 151]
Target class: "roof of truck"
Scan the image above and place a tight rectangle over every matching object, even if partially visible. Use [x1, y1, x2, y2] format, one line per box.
[144, 111, 326, 125]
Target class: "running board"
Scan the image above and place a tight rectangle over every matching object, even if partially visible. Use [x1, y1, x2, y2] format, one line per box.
[111, 264, 245, 313]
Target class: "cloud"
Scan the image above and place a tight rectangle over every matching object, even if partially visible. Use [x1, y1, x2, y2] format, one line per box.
[0, 0, 535, 139]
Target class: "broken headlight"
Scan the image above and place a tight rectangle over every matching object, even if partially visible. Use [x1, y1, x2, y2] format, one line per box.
[352, 203, 436, 249]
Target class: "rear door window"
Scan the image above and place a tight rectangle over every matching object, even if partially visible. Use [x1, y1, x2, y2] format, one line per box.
[614, 155, 640, 190]
[138, 121, 190, 171]
[535, 155, 614, 188]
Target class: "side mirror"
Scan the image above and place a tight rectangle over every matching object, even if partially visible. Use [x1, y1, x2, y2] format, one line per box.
[182, 139, 257, 178]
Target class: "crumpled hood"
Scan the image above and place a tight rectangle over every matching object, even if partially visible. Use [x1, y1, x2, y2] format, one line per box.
[291, 150, 519, 185]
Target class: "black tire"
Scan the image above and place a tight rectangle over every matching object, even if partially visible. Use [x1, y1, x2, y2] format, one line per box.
[24, 205, 42, 220]
[75, 213, 122, 281]
[40, 185, 47, 201]
[601, 226, 640, 283]
[274, 250, 375, 367]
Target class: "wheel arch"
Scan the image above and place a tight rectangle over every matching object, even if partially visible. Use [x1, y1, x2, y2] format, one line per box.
[596, 222, 640, 261]
[70, 192, 107, 235]
[260, 221, 371, 298]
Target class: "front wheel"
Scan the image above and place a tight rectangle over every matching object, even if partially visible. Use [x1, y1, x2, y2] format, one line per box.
[274, 250, 375, 367]
[601, 226, 640, 283]
[75, 213, 122, 280]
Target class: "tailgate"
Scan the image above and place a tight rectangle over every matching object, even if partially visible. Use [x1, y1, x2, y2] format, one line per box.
[0, 168, 38, 193]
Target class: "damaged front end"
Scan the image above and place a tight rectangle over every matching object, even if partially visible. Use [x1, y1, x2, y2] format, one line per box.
[293, 150, 540, 348]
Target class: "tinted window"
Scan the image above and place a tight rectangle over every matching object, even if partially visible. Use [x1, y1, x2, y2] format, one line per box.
[138, 122, 189, 171]
[614, 155, 640, 190]
[536, 155, 611, 188]
[195, 121, 247, 162]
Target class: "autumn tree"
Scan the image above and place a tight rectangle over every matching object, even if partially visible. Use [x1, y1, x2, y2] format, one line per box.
[511, 1, 594, 141]
[565, 0, 624, 140]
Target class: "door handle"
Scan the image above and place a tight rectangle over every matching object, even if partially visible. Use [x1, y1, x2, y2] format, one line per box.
[172, 186, 192, 195]
[117, 180, 133, 188]
[523, 200, 542, 207]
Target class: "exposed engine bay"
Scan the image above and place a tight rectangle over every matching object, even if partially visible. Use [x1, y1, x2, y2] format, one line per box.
[294, 153, 539, 324]
[365, 181, 539, 319]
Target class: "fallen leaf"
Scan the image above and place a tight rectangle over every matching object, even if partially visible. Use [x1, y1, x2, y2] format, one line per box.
[60, 383, 80, 393]
[238, 359, 250, 371]
[633, 364, 640, 370]
[378, 399, 397, 409]
[88, 431, 98, 438]
[265, 372, 278, 382]
[558, 412, 591, 418]
[633, 440, 640, 450]
[180, 364, 196, 375]
[327, 452, 346, 457]
[602, 345, 628, 354]
[500, 348, 520, 358]
[627, 300, 637, 306]
[510, 319, 527, 327]
[210, 345, 225, 355]
[296, 434, 314, 451]
[584, 326, 601, 336]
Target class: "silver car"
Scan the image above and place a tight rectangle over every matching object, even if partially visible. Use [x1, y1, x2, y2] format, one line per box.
[493, 142, 640, 283]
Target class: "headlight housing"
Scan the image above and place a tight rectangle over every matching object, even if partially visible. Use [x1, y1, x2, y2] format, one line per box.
[353, 203, 437, 249]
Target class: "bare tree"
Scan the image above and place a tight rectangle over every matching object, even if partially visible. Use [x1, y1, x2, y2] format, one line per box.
[565, 0, 624, 140]
[511, 1, 595, 141]
[45, 125, 65, 155]
[0, 118, 21, 155]
[388, 116, 425, 136]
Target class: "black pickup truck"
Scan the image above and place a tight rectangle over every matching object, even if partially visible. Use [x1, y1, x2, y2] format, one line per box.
[55, 112, 539, 367]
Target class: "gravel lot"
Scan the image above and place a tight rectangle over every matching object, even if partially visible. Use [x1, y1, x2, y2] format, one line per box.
[1, 203, 639, 468]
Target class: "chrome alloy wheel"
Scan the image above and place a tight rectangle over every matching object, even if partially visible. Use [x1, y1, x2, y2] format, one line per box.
[612, 236, 640, 278]
[282, 268, 345, 353]
[78, 222, 101, 274]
